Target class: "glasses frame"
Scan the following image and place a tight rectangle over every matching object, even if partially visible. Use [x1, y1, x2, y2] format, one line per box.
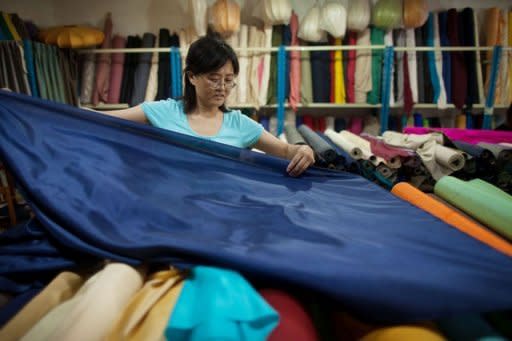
[202, 75, 237, 90]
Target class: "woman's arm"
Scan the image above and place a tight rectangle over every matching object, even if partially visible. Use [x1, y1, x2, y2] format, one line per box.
[93, 104, 148, 123]
[253, 130, 315, 177]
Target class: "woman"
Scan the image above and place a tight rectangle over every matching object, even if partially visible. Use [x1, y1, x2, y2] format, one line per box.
[102, 35, 315, 176]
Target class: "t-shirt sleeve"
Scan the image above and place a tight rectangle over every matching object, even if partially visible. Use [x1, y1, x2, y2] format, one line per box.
[141, 99, 180, 128]
[237, 110, 264, 147]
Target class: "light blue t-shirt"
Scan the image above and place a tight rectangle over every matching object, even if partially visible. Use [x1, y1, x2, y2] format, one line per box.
[141, 99, 264, 149]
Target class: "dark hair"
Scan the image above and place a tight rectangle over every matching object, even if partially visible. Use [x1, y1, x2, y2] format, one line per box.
[183, 34, 239, 113]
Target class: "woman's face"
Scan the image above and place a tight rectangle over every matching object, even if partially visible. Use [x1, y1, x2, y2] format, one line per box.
[189, 61, 236, 108]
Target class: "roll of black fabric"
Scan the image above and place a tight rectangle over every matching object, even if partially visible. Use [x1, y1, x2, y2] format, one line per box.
[297, 124, 336, 163]
[415, 27, 425, 104]
[119, 35, 141, 104]
[156, 29, 171, 101]
[284, 124, 306, 145]
[447, 9, 467, 110]
[460, 8, 478, 109]
[310, 44, 331, 103]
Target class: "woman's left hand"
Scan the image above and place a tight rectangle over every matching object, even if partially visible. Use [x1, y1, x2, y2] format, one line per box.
[286, 145, 315, 177]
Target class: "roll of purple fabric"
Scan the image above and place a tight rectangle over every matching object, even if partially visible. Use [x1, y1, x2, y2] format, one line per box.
[107, 35, 126, 104]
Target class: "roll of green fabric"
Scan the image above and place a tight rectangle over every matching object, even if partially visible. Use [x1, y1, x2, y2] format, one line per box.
[434, 176, 512, 240]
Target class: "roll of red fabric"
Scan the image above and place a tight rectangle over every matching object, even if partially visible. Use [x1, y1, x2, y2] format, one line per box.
[260, 289, 318, 341]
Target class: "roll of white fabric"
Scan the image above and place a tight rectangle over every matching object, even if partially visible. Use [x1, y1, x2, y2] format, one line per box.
[347, 0, 371, 32]
[144, 35, 159, 102]
[341, 130, 386, 166]
[298, 4, 326, 42]
[434, 144, 465, 171]
[237, 25, 249, 104]
[382, 131, 444, 150]
[325, 116, 335, 131]
[325, 129, 363, 159]
[258, 25, 273, 106]
[384, 30, 395, 106]
[405, 28, 418, 104]
[319, 1, 347, 38]
[354, 28, 372, 103]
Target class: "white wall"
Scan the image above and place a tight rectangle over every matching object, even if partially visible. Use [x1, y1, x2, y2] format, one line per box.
[2, 0, 511, 36]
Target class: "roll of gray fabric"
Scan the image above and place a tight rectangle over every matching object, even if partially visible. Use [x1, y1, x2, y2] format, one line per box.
[297, 124, 336, 163]
[284, 124, 306, 145]
[130, 33, 156, 106]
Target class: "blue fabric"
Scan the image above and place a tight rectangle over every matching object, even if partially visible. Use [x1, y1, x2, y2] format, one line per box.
[141, 98, 263, 148]
[166, 266, 279, 341]
[22, 40, 39, 98]
[484, 45, 502, 129]
[2, 90, 512, 322]
[380, 46, 394, 134]
[426, 13, 441, 103]
[438, 12, 451, 103]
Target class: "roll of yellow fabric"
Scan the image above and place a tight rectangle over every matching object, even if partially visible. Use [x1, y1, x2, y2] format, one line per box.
[210, 0, 240, 38]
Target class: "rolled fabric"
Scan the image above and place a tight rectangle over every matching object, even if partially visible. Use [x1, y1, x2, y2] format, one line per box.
[372, 0, 403, 30]
[319, 1, 347, 38]
[260, 289, 318, 341]
[210, 0, 240, 38]
[403, 127, 512, 145]
[325, 129, 362, 160]
[361, 326, 445, 341]
[376, 163, 394, 178]
[340, 130, 386, 165]
[405, 28, 418, 104]
[288, 12, 300, 111]
[155, 29, 172, 101]
[382, 131, 443, 149]
[447, 9, 467, 110]
[460, 8, 478, 109]
[298, 4, 325, 42]
[284, 124, 306, 145]
[144, 35, 159, 102]
[403, 0, 428, 29]
[130, 32, 156, 106]
[392, 182, 512, 257]
[107, 35, 126, 104]
[79, 53, 95, 104]
[432, 13, 447, 108]
[477, 143, 512, 164]
[165, 266, 278, 341]
[367, 27, 385, 104]
[438, 11, 451, 103]
[434, 176, 512, 240]
[434, 144, 465, 171]
[21, 263, 145, 341]
[91, 13, 113, 106]
[105, 269, 183, 341]
[0, 272, 85, 341]
[298, 124, 336, 163]
[347, 0, 371, 32]
[300, 49, 313, 104]
[354, 28, 372, 103]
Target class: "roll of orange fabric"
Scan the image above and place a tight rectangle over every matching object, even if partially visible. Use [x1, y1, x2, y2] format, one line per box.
[391, 182, 512, 257]
[403, 0, 429, 29]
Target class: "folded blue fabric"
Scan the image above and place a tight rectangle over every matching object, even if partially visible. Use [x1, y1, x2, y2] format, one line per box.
[166, 266, 278, 341]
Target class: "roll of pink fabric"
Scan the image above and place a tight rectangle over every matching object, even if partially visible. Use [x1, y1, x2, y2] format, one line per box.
[346, 31, 357, 103]
[289, 11, 301, 111]
[91, 13, 113, 105]
[107, 35, 126, 104]
[404, 127, 512, 144]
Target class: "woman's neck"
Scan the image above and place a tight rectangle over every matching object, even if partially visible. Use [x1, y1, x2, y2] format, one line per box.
[193, 101, 220, 118]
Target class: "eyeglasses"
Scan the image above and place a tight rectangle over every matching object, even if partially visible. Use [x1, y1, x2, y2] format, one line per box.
[203, 77, 237, 90]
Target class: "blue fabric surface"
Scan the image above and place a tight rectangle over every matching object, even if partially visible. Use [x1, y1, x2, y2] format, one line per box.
[166, 266, 279, 341]
[1, 90, 512, 322]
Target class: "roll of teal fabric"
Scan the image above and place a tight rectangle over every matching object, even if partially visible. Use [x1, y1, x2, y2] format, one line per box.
[165, 266, 279, 341]
[367, 27, 384, 104]
[434, 176, 512, 240]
